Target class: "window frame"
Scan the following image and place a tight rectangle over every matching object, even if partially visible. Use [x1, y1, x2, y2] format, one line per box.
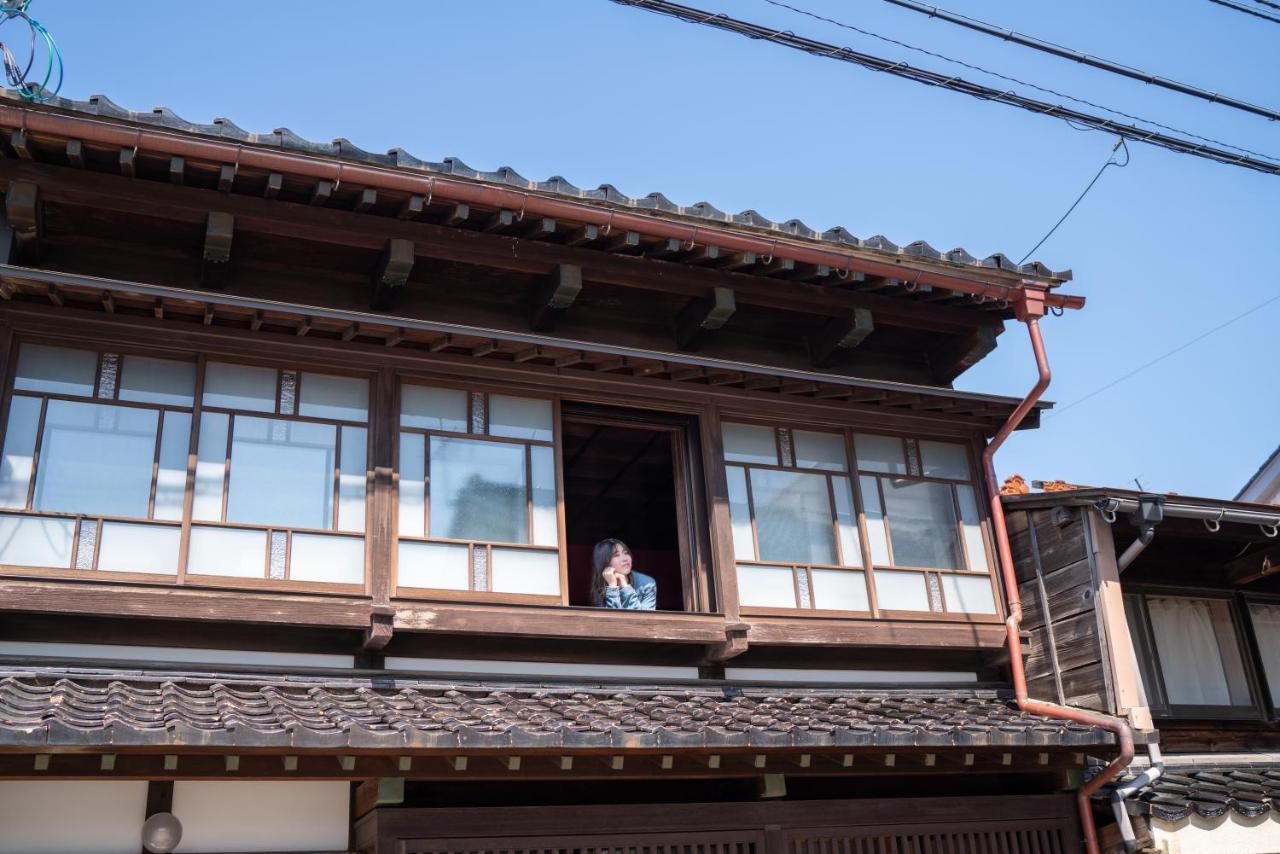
[1125, 585, 1268, 722]
[392, 376, 568, 606]
[0, 336, 376, 595]
[720, 416, 1002, 621]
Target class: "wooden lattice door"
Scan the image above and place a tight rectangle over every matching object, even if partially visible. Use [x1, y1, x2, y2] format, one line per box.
[401, 829, 767, 854]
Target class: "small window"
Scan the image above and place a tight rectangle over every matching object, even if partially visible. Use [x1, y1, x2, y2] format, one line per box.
[1128, 592, 1258, 718]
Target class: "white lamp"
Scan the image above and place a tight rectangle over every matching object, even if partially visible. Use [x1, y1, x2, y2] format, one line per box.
[141, 811, 183, 854]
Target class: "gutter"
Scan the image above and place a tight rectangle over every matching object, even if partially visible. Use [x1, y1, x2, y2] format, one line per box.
[0, 102, 1086, 311]
[982, 288, 1134, 854]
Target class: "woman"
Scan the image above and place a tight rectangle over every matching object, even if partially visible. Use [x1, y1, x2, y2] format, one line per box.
[590, 538, 657, 610]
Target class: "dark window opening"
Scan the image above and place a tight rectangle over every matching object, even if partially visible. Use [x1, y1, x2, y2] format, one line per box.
[561, 404, 703, 611]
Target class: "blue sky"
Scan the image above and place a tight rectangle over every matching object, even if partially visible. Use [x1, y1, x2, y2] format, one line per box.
[26, 0, 1280, 498]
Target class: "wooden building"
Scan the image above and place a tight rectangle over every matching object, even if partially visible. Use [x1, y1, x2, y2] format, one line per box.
[0, 90, 1115, 853]
[1005, 486, 1280, 853]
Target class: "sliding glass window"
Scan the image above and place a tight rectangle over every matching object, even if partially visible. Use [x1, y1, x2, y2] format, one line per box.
[723, 422, 998, 616]
[0, 343, 369, 587]
[396, 383, 561, 599]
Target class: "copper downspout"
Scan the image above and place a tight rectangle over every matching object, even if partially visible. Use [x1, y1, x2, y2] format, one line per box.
[983, 289, 1134, 854]
[0, 103, 1089, 312]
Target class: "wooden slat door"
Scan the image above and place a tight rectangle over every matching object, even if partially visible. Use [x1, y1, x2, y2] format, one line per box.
[401, 829, 767, 854]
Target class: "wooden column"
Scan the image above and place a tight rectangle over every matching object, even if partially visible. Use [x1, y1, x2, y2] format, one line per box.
[698, 404, 747, 662]
[364, 367, 396, 652]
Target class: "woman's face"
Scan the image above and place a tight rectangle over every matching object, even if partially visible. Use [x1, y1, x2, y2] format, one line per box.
[609, 545, 633, 576]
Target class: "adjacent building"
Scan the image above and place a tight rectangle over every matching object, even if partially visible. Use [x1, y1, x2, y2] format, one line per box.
[0, 90, 1122, 853]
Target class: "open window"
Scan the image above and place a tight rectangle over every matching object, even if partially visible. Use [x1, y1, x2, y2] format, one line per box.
[560, 403, 707, 612]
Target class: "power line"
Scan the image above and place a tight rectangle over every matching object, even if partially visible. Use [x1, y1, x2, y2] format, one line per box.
[760, 0, 1277, 164]
[1251, 0, 1280, 11]
[871, 0, 1280, 122]
[1018, 138, 1129, 265]
[1207, 0, 1280, 23]
[1046, 292, 1280, 419]
[610, 0, 1280, 176]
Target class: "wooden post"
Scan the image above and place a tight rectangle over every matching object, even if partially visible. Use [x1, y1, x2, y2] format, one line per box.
[364, 367, 396, 652]
[1086, 507, 1151, 728]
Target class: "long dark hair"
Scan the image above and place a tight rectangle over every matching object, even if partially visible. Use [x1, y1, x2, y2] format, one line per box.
[590, 538, 631, 606]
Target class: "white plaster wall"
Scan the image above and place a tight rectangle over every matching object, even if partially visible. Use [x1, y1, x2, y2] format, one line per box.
[1151, 812, 1280, 854]
[172, 780, 350, 853]
[0, 781, 148, 854]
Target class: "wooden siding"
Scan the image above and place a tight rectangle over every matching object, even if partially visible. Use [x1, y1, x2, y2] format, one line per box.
[1008, 507, 1113, 713]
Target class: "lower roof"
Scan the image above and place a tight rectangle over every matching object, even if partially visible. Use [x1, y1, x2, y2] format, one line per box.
[1128, 764, 1280, 822]
[0, 667, 1114, 752]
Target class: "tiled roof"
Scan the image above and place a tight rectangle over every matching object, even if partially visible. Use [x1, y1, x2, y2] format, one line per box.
[2, 90, 1070, 282]
[0, 668, 1114, 752]
[1130, 766, 1280, 821]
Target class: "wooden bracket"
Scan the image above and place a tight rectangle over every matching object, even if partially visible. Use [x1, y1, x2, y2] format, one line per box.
[201, 211, 234, 289]
[371, 238, 415, 310]
[930, 324, 1000, 385]
[675, 287, 736, 351]
[355, 777, 405, 819]
[363, 606, 395, 652]
[530, 263, 583, 332]
[809, 308, 874, 368]
[4, 179, 41, 264]
[705, 621, 750, 663]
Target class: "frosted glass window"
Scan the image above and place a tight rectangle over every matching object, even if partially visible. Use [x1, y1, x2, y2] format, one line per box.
[118, 355, 196, 406]
[489, 395, 553, 442]
[491, 548, 560, 595]
[854, 433, 907, 474]
[398, 540, 468, 590]
[0, 513, 73, 567]
[152, 412, 191, 521]
[530, 445, 558, 546]
[737, 564, 796, 608]
[97, 522, 180, 574]
[956, 484, 990, 572]
[430, 436, 526, 543]
[1249, 604, 1280, 706]
[832, 477, 862, 567]
[811, 569, 869, 611]
[14, 344, 97, 396]
[725, 466, 756, 561]
[0, 395, 40, 508]
[1149, 597, 1251, 707]
[875, 570, 931, 611]
[881, 478, 962, 569]
[203, 362, 277, 412]
[722, 423, 777, 465]
[859, 475, 891, 565]
[338, 427, 367, 532]
[941, 574, 997, 614]
[397, 433, 425, 537]
[920, 440, 971, 480]
[401, 385, 467, 432]
[226, 417, 336, 529]
[299, 373, 368, 422]
[794, 430, 847, 472]
[193, 412, 229, 520]
[752, 469, 836, 565]
[33, 400, 157, 518]
[187, 526, 266, 577]
[290, 533, 365, 584]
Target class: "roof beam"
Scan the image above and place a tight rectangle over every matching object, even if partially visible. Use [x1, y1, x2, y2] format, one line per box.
[3, 180, 41, 264]
[397, 194, 425, 220]
[809, 308, 874, 368]
[201, 211, 234, 289]
[930, 325, 1000, 385]
[371, 238, 414, 310]
[0, 161, 999, 335]
[675, 287, 736, 351]
[530, 263, 583, 333]
[1228, 543, 1280, 587]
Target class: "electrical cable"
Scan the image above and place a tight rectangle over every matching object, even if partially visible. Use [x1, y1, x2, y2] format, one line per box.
[1206, 0, 1280, 23]
[868, 0, 1280, 122]
[0, 1, 62, 102]
[609, 0, 1280, 176]
[1018, 138, 1129, 265]
[1250, 0, 1280, 10]
[761, 0, 1277, 162]
[1046, 291, 1280, 419]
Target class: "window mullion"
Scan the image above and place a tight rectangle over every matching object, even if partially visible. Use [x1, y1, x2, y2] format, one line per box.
[175, 355, 207, 584]
[24, 396, 47, 511]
